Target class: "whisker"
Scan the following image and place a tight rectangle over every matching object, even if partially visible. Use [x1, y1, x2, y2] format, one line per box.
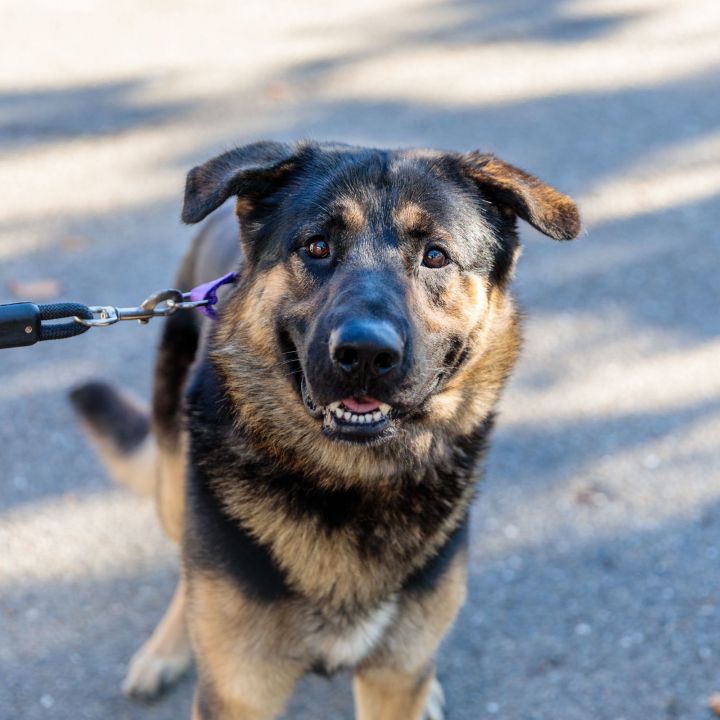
[284, 370, 305, 378]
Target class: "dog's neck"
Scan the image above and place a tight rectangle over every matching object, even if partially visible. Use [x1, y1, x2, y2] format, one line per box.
[185, 357, 494, 613]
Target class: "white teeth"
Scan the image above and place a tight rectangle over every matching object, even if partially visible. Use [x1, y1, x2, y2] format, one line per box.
[332, 403, 392, 424]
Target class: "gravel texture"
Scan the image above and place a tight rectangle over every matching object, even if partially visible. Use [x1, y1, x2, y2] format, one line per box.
[1, 1, 719, 718]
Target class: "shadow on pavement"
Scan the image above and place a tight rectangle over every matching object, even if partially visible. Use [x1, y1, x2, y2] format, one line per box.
[3, 497, 720, 720]
[0, 78, 192, 154]
[1, 1, 719, 718]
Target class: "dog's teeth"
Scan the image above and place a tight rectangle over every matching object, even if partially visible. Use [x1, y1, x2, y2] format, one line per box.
[336, 405, 389, 424]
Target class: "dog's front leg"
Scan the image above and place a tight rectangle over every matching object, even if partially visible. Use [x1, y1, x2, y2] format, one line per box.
[122, 573, 193, 699]
[353, 544, 468, 720]
[353, 666, 445, 720]
[191, 668, 300, 720]
[188, 572, 304, 720]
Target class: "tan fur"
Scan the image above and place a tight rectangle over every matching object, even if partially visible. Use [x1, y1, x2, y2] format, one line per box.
[211, 467, 473, 613]
[352, 548, 467, 719]
[189, 574, 305, 720]
[155, 436, 188, 543]
[188, 547, 467, 720]
[425, 288, 521, 437]
[214, 271, 403, 484]
[368, 548, 467, 671]
[79, 244, 518, 713]
[74, 391, 157, 497]
[463, 153, 581, 239]
[354, 669, 435, 720]
[92, 433, 158, 497]
[339, 198, 367, 234]
[73, 141, 579, 719]
[123, 575, 193, 698]
[394, 201, 433, 235]
[353, 669, 433, 720]
[213, 264, 520, 488]
[203, 257, 519, 618]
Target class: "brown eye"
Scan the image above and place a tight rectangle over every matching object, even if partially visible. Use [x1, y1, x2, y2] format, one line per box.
[422, 247, 449, 268]
[305, 237, 330, 259]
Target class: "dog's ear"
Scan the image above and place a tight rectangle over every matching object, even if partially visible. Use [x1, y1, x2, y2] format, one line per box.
[182, 141, 299, 224]
[460, 152, 581, 240]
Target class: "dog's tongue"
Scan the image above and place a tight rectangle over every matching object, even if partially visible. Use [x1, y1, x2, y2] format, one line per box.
[342, 396, 380, 413]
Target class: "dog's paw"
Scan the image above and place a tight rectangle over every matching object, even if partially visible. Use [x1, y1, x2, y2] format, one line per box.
[423, 677, 446, 720]
[122, 644, 192, 701]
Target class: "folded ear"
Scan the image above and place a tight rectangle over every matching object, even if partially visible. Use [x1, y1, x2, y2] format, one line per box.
[460, 152, 581, 240]
[182, 141, 299, 224]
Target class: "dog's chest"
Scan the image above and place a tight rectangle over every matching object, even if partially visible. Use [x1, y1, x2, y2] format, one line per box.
[308, 600, 398, 671]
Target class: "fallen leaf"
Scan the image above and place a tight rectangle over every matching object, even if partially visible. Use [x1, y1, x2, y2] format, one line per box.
[709, 693, 720, 716]
[8, 278, 62, 300]
[60, 235, 90, 252]
[264, 80, 290, 101]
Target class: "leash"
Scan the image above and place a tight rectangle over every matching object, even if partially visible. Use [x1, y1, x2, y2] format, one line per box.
[0, 272, 237, 350]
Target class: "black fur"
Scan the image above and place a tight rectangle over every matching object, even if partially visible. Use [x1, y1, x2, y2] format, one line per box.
[69, 381, 148, 453]
[68, 140, 579, 716]
[184, 360, 493, 601]
[184, 362, 294, 602]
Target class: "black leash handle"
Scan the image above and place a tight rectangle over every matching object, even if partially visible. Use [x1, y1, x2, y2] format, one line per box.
[0, 302, 93, 349]
[0, 287, 215, 350]
[38, 303, 93, 341]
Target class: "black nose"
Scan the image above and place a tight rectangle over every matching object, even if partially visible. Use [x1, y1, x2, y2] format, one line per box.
[330, 319, 403, 379]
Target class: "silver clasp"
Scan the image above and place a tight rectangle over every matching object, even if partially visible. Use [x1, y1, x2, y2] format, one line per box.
[73, 289, 208, 327]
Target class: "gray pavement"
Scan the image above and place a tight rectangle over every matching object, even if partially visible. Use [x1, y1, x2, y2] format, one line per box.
[1, 0, 719, 718]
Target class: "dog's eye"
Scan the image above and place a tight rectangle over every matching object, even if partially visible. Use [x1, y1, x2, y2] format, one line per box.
[422, 247, 449, 268]
[305, 237, 330, 259]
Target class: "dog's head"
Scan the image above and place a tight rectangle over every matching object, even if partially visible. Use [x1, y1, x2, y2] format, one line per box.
[183, 141, 579, 473]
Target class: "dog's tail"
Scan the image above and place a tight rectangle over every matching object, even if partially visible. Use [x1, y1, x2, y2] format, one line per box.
[69, 381, 157, 497]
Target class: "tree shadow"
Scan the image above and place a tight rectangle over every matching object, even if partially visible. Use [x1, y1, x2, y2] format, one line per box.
[1, 1, 719, 718]
[484, 395, 720, 512]
[1, 66, 718, 506]
[0, 78, 192, 154]
[409, 0, 640, 45]
[284, 0, 644, 89]
[4, 497, 720, 720]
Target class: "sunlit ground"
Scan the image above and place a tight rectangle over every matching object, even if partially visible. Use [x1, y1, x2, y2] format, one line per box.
[1, 1, 719, 718]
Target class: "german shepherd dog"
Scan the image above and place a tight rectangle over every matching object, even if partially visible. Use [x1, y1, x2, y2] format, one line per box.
[70, 141, 580, 719]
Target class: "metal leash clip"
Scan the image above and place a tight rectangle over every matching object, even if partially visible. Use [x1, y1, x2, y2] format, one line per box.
[74, 289, 209, 327]
[1, 272, 236, 348]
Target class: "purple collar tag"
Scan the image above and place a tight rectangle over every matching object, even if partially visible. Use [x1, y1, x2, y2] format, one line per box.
[189, 271, 238, 319]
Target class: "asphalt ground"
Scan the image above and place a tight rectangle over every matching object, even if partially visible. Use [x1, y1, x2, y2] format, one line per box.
[1, 1, 719, 718]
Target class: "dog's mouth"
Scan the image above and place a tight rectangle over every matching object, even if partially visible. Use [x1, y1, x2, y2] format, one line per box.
[280, 330, 397, 444]
[301, 376, 396, 444]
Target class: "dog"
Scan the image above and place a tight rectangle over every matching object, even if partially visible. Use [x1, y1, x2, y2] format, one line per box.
[70, 140, 580, 720]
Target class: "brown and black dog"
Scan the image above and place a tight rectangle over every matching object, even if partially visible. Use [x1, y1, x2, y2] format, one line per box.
[70, 140, 580, 720]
